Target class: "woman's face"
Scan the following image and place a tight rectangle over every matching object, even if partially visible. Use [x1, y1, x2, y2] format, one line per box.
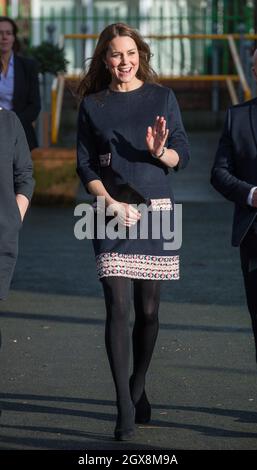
[0, 21, 15, 55]
[105, 35, 140, 86]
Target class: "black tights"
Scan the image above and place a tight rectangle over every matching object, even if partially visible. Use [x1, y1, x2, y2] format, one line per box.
[101, 276, 161, 424]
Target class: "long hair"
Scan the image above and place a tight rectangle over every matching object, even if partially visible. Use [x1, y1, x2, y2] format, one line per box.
[0, 16, 20, 53]
[77, 23, 158, 98]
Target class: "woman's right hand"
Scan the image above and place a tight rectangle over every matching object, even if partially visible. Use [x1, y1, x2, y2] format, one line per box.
[108, 200, 141, 227]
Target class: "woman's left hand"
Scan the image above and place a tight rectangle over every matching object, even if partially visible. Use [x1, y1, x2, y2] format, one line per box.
[146, 115, 169, 157]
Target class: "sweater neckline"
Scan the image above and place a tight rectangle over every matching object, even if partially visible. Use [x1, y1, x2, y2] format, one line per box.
[108, 82, 147, 95]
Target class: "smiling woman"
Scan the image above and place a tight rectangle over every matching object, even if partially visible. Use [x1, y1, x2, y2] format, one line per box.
[76, 22, 190, 442]
[77, 22, 157, 97]
[104, 36, 142, 92]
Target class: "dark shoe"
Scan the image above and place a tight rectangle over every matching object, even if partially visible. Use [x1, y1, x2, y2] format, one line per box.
[114, 426, 135, 441]
[129, 377, 151, 424]
[134, 390, 151, 424]
[114, 405, 136, 441]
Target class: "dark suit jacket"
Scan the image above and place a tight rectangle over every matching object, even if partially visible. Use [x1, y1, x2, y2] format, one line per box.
[12, 54, 41, 150]
[0, 109, 34, 300]
[211, 98, 257, 246]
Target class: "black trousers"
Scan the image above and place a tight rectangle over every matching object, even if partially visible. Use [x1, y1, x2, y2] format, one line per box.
[240, 225, 257, 362]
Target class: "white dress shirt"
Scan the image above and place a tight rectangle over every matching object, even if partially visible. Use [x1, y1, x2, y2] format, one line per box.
[0, 53, 14, 110]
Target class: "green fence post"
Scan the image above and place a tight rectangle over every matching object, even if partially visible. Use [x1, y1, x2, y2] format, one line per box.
[190, 6, 196, 74]
[40, 6, 44, 43]
[159, 6, 164, 74]
[222, 0, 229, 75]
[81, 4, 87, 69]
[244, 1, 254, 32]
[92, 5, 97, 35]
[104, 8, 110, 29]
[60, 7, 65, 36]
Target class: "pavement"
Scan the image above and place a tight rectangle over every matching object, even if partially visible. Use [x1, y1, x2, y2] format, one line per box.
[1, 131, 257, 451]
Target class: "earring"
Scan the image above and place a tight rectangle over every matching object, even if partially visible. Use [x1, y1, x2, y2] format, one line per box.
[104, 63, 108, 70]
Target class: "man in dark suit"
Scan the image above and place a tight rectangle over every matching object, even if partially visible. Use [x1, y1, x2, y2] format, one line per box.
[211, 51, 257, 361]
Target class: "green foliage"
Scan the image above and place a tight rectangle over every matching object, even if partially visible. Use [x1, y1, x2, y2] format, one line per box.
[27, 41, 69, 75]
[32, 160, 79, 205]
[33, 162, 77, 191]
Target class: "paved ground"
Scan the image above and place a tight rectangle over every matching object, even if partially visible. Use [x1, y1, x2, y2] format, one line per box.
[1, 131, 257, 451]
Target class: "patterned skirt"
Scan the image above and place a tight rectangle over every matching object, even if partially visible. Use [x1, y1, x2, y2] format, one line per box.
[92, 197, 180, 281]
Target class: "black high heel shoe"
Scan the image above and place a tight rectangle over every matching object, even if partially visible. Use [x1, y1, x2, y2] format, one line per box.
[134, 389, 151, 424]
[114, 405, 136, 441]
[114, 425, 135, 441]
[129, 377, 151, 424]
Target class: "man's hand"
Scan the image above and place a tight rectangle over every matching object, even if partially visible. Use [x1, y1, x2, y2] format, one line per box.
[16, 194, 29, 222]
[252, 189, 257, 208]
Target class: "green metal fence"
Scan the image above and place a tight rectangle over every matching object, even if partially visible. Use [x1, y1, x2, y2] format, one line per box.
[3, 0, 255, 76]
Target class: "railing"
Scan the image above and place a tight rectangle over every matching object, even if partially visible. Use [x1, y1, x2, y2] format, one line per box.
[11, 0, 255, 76]
[227, 35, 252, 103]
[63, 32, 254, 102]
[50, 31, 255, 144]
[51, 73, 65, 144]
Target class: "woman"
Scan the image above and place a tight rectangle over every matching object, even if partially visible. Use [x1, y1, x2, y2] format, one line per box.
[0, 60, 34, 300]
[77, 23, 189, 441]
[0, 16, 41, 150]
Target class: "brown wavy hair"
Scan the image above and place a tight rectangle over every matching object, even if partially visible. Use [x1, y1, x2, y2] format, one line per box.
[77, 22, 158, 98]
